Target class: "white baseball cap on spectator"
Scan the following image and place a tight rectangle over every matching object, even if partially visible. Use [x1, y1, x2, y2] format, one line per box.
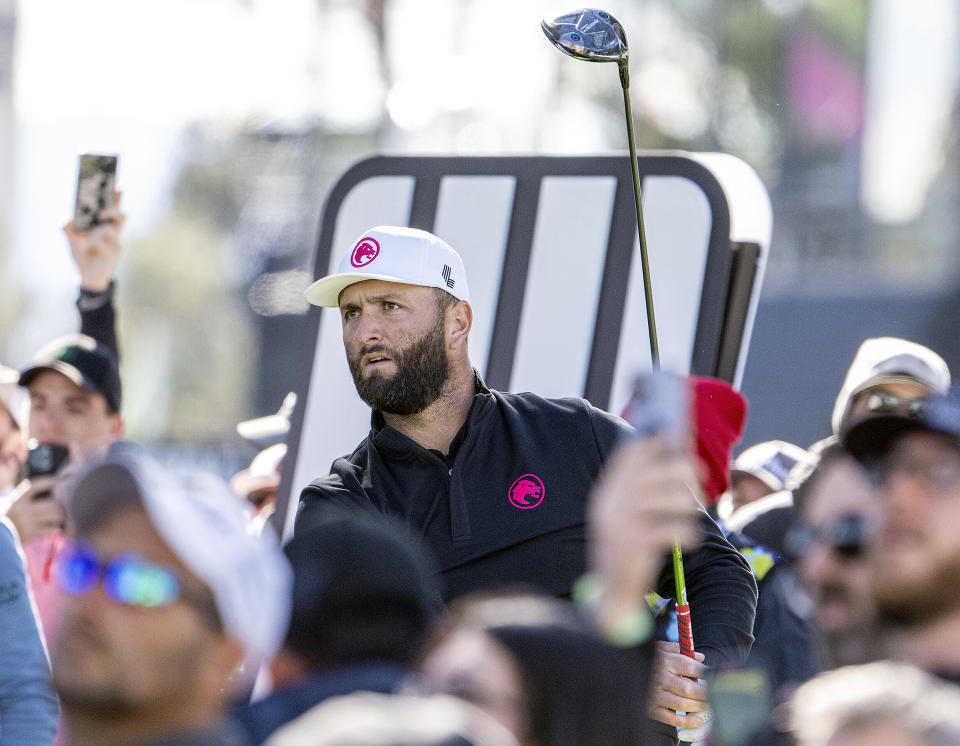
[832, 337, 951, 434]
[231, 443, 286, 500]
[731, 440, 808, 494]
[236, 392, 297, 448]
[304, 226, 470, 308]
[71, 445, 292, 673]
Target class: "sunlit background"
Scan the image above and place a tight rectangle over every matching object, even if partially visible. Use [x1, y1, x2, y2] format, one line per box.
[1, 0, 959, 471]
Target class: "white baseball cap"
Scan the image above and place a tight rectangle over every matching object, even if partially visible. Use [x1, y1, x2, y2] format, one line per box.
[831, 337, 951, 434]
[304, 226, 470, 308]
[230, 442, 286, 499]
[72, 445, 292, 673]
[731, 440, 808, 493]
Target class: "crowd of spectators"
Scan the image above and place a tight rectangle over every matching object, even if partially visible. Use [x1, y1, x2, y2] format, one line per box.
[2, 207, 960, 746]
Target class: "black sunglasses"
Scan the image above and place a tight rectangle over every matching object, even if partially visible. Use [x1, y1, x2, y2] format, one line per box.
[786, 513, 873, 560]
[864, 391, 927, 418]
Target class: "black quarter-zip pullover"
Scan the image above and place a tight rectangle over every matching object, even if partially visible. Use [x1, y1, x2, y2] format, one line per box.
[297, 375, 757, 666]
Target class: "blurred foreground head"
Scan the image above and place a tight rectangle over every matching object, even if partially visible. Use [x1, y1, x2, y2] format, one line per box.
[422, 591, 653, 746]
[266, 692, 519, 746]
[790, 441, 880, 666]
[844, 391, 960, 670]
[53, 448, 291, 743]
[281, 516, 442, 675]
[790, 661, 960, 746]
[832, 337, 949, 435]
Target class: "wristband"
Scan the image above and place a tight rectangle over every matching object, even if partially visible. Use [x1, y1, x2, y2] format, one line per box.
[572, 573, 654, 647]
[77, 280, 115, 311]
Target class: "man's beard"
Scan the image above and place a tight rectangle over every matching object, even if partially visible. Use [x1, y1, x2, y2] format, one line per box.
[873, 552, 960, 626]
[347, 312, 449, 415]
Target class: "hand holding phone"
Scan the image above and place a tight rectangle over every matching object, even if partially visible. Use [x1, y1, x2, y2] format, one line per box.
[25, 442, 70, 480]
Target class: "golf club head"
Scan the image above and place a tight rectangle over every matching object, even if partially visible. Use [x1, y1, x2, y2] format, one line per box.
[541, 8, 628, 64]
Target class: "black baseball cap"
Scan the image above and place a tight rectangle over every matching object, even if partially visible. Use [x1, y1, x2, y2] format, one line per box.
[843, 390, 960, 464]
[19, 334, 122, 413]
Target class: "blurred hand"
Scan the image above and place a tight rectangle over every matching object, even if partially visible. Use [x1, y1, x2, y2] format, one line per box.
[64, 192, 125, 292]
[4, 477, 65, 543]
[649, 641, 709, 728]
[587, 435, 702, 631]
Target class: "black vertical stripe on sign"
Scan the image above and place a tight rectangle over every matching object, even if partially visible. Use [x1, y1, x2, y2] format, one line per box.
[484, 174, 542, 391]
[584, 165, 638, 409]
[408, 172, 441, 233]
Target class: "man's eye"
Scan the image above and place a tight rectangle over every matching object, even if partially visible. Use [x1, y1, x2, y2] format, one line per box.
[343, 309, 359, 320]
[383, 301, 399, 311]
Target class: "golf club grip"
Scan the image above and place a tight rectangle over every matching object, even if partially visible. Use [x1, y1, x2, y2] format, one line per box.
[676, 603, 695, 658]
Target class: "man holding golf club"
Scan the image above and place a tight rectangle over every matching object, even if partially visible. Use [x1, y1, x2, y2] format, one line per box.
[296, 225, 757, 739]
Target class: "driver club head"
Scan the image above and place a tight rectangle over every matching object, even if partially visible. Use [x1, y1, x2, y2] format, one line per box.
[540, 8, 628, 65]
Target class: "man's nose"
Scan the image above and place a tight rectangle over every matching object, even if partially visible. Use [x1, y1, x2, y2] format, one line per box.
[883, 468, 925, 507]
[354, 313, 384, 344]
[800, 542, 835, 589]
[34, 410, 63, 443]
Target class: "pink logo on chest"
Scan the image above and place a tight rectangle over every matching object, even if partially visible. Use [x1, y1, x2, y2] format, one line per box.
[350, 237, 380, 267]
[508, 474, 545, 510]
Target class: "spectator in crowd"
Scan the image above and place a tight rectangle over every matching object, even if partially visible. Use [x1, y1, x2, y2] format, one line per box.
[0, 500, 59, 744]
[831, 336, 950, 436]
[231, 443, 286, 534]
[421, 593, 654, 745]
[295, 226, 757, 731]
[4, 334, 124, 645]
[52, 448, 290, 745]
[716, 439, 808, 519]
[788, 440, 881, 668]
[232, 392, 297, 534]
[234, 515, 442, 744]
[1, 200, 127, 649]
[0, 365, 29, 494]
[843, 391, 960, 684]
[789, 661, 960, 745]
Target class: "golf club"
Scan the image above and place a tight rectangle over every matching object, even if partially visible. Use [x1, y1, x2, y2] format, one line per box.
[541, 8, 660, 369]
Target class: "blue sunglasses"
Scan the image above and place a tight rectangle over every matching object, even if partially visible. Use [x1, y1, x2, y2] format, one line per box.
[57, 544, 182, 608]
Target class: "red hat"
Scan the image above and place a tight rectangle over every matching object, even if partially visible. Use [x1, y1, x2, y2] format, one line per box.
[691, 377, 748, 503]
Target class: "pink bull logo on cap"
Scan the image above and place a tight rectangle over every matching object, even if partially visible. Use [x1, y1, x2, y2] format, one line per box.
[508, 474, 545, 510]
[350, 237, 381, 268]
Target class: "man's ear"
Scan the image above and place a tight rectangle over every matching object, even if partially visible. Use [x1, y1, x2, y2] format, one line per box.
[447, 301, 472, 351]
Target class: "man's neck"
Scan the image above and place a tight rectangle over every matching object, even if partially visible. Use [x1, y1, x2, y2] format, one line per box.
[884, 610, 960, 674]
[381, 364, 476, 455]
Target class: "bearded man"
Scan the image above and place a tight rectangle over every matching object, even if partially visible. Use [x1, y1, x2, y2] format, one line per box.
[295, 226, 757, 737]
[845, 391, 960, 684]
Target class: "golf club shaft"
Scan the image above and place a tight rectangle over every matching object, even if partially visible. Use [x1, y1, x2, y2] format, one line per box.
[619, 72, 660, 370]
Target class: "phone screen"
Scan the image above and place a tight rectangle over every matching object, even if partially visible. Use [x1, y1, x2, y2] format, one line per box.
[74, 153, 118, 231]
[621, 371, 688, 451]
